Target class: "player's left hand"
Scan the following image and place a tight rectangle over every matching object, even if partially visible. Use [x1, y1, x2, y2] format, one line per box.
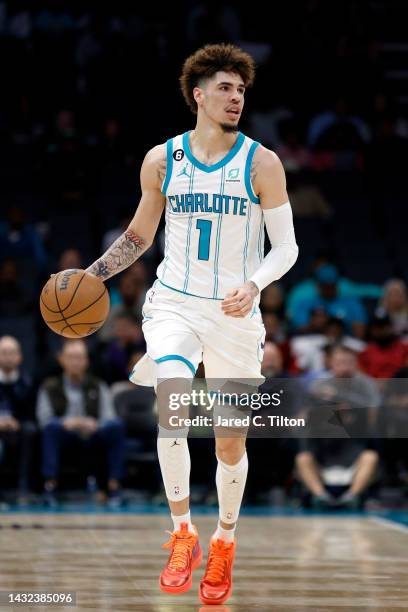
[221, 281, 259, 318]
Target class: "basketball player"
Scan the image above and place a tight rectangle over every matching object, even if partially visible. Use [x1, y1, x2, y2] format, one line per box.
[86, 44, 298, 605]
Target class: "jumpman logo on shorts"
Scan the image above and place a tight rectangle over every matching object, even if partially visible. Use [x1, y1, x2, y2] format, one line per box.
[229, 479, 239, 484]
[177, 163, 191, 178]
[171, 440, 180, 447]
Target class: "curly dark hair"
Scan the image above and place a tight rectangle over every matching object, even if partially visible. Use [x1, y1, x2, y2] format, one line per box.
[179, 43, 256, 114]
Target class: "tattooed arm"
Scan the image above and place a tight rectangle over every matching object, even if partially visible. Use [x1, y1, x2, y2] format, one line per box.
[86, 144, 166, 280]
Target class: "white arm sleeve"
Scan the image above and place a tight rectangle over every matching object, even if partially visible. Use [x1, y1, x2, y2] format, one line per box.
[249, 201, 299, 292]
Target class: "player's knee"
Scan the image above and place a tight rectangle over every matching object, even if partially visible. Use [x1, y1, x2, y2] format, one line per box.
[216, 438, 246, 465]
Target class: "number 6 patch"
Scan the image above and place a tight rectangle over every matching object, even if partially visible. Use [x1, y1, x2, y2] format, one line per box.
[173, 149, 184, 161]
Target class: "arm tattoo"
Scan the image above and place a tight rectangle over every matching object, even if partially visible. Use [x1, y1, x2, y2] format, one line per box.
[86, 229, 146, 280]
[250, 160, 259, 185]
[157, 155, 167, 184]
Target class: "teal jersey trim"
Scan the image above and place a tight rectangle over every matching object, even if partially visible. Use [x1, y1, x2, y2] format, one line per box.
[161, 205, 169, 281]
[213, 166, 226, 298]
[183, 165, 196, 292]
[245, 141, 261, 204]
[257, 218, 264, 262]
[182, 131, 245, 173]
[159, 280, 223, 301]
[162, 138, 174, 195]
[243, 200, 252, 282]
[154, 354, 196, 376]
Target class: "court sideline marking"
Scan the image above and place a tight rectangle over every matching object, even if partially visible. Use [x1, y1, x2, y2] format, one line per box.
[370, 516, 408, 534]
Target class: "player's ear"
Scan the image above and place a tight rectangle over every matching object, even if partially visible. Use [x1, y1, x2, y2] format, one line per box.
[193, 86, 204, 108]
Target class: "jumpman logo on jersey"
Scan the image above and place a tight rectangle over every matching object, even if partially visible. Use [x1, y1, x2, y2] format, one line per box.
[171, 440, 180, 447]
[177, 163, 191, 178]
[229, 479, 239, 484]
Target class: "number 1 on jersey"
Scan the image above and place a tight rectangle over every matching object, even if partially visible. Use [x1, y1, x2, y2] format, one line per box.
[196, 219, 212, 261]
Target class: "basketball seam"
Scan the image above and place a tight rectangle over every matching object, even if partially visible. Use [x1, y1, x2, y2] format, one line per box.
[53, 271, 80, 337]
[43, 286, 108, 324]
[40, 295, 61, 314]
[60, 322, 103, 335]
[40, 270, 86, 315]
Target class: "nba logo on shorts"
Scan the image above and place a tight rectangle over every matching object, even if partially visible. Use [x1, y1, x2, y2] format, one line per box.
[226, 512, 233, 520]
[174, 486, 180, 495]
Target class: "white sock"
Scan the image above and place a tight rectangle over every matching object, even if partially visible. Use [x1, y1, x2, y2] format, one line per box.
[171, 510, 195, 534]
[216, 452, 248, 526]
[157, 425, 190, 502]
[213, 521, 235, 543]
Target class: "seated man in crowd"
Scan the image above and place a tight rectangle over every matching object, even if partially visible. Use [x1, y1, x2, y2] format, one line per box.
[0, 335, 36, 505]
[296, 344, 380, 509]
[359, 314, 408, 378]
[36, 339, 125, 506]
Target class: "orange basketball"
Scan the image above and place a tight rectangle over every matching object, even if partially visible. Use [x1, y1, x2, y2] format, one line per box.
[40, 269, 110, 338]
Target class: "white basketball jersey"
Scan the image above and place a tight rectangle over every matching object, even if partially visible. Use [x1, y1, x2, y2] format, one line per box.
[156, 131, 265, 300]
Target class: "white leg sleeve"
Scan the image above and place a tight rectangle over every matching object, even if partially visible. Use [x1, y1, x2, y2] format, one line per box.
[157, 425, 190, 502]
[216, 452, 248, 524]
[156, 359, 192, 502]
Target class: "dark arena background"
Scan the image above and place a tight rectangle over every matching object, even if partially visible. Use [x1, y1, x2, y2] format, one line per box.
[1, 1, 408, 610]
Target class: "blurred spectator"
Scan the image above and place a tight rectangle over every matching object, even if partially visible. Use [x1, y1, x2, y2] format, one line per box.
[0, 336, 36, 502]
[102, 217, 131, 253]
[246, 342, 300, 504]
[0, 206, 47, 270]
[100, 264, 147, 340]
[298, 343, 332, 391]
[99, 314, 145, 384]
[276, 120, 311, 174]
[99, 118, 127, 166]
[376, 279, 408, 337]
[287, 259, 382, 322]
[291, 264, 367, 338]
[262, 312, 292, 372]
[248, 96, 293, 150]
[261, 341, 285, 378]
[291, 316, 365, 374]
[36, 340, 125, 506]
[307, 97, 371, 150]
[260, 284, 285, 318]
[359, 315, 408, 379]
[263, 312, 286, 343]
[296, 344, 380, 509]
[43, 109, 86, 203]
[0, 258, 32, 317]
[382, 367, 408, 488]
[186, 2, 241, 47]
[287, 179, 332, 219]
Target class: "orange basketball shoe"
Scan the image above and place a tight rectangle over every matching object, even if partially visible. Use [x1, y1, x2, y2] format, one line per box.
[199, 538, 236, 605]
[159, 523, 202, 594]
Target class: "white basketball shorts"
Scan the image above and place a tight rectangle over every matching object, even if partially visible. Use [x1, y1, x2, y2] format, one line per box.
[129, 280, 266, 387]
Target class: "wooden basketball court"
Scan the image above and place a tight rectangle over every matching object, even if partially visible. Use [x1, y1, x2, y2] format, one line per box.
[0, 512, 407, 610]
